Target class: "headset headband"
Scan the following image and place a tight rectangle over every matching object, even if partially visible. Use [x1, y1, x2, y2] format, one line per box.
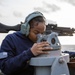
[25, 11, 45, 23]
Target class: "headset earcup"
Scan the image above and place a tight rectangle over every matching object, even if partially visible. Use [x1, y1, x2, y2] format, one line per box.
[21, 23, 30, 36]
[26, 24, 30, 36]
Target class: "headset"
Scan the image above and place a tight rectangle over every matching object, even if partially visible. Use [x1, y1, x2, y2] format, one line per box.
[20, 11, 45, 36]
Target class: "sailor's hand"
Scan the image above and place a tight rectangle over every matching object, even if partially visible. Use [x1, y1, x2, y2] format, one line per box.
[31, 42, 52, 56]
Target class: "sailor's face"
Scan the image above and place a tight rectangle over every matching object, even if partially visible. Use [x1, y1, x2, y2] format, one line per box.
[28, 22, 46, 42]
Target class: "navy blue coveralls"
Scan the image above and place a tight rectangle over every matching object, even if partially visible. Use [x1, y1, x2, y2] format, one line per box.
[0, 31, 34, 75]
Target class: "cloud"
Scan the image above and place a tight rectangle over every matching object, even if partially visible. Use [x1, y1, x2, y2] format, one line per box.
[42, 1, 60, 12]
[0, 0, 3, 5]
[0, 13, 3, 18]
[59, 0, 75, 6]
[34, 7, 49, 13]
[0, 0, 6, 6]
[13, 11, 23, 18]
[34, 1, 60, 13]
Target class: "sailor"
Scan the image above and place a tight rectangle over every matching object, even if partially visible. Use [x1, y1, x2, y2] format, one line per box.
[0, 11, 52, 75]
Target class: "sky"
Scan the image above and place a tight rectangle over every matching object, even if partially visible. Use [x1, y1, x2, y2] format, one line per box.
[0, 0, 75, 45]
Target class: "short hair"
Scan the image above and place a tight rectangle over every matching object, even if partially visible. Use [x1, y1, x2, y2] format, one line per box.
[29, 16, 45, 28]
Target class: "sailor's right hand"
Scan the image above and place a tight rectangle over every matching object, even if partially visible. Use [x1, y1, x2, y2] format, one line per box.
[31, 42, 52, 56]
